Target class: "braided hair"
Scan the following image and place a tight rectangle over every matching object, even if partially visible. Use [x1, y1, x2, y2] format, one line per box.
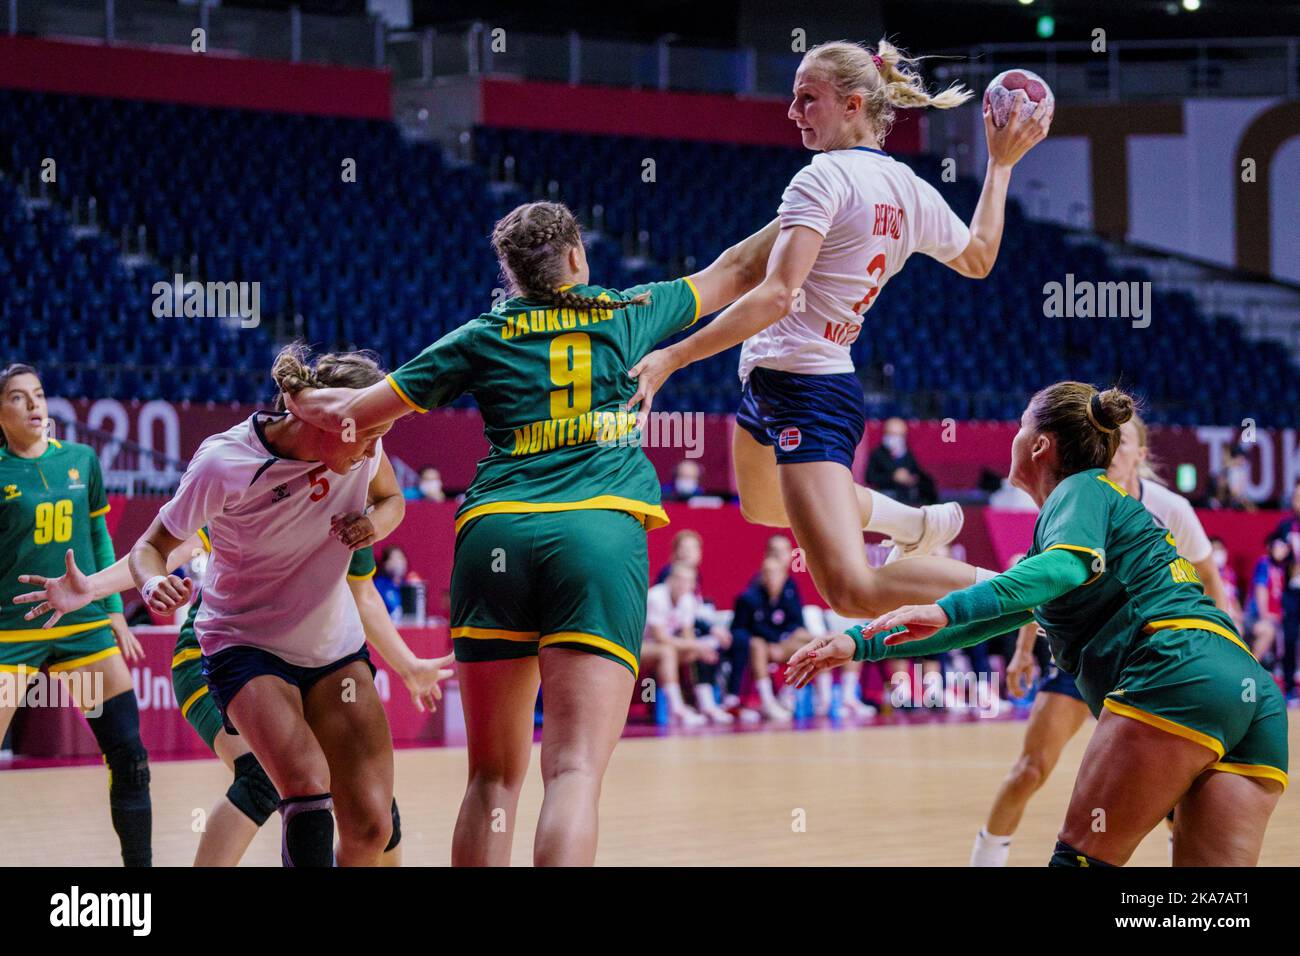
[491, 202, 649, 313]
[270, 343, 385, 411]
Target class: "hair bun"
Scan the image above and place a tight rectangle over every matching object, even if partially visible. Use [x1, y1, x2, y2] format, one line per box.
[1095, 388, 1135, 432]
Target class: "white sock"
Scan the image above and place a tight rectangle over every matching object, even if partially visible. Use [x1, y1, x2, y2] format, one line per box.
[693, 683, 719, 712]
[663, 682, 687, 711]
[756, 676, 778, 707]
[970, 828, 1012, 867]
[863, 489, 925, 542]
[841, 670, 862, 700]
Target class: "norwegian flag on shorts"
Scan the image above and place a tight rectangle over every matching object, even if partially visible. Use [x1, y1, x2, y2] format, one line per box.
[778, 427, 802, 451]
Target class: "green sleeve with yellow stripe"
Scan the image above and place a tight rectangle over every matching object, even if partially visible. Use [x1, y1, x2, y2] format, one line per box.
[348, 546, 376, 579]
[619, 278, 702, 357]
[387, 321, 480, 413]
[851, 610, 1036, 662]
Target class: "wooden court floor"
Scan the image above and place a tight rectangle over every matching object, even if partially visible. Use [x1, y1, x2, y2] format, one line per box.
[2, 718, 1296, 866]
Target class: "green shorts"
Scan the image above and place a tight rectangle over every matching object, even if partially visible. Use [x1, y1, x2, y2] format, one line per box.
[450, 509, 649, 676]
[1100, 620, 1289, 790]
[0, 620, 119, 675]
[172, 646, 223, 751]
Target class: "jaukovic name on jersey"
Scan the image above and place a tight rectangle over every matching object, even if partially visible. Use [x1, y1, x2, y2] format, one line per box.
[500, 300, 619, 341]
[510, 409, 639, 457]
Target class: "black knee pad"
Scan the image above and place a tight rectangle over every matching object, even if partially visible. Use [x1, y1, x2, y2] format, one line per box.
[1050, 839, 1115, 867]
[279, 793, 335, 867]
[227, 752, 281, 827]
[87, 691, 150, 804]
[385, 798, 401, 852]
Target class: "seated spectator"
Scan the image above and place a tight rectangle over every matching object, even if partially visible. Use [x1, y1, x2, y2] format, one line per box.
[738, 556, 818, 722]
[1208, 444, 1255, 511]
[655, 529, 703, 589]
[373, 546, 409, 621]
[662, 459, 704, 502]
[1245, 536, 1289, 668]
[865, 417, 937, 506]
[759, 535, 875, 717]
[405, 465, 446, 502]
[643, 562, 733, 726]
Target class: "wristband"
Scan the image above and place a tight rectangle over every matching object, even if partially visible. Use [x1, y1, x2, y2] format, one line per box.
[141, 575, 168, 604]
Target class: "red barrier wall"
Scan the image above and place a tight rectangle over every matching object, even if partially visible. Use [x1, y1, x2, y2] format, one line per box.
[479, 76, 922, 152]
[0, 36, 391, 119]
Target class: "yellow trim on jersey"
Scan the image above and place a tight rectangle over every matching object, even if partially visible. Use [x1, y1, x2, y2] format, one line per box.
[0, 618, 111, 642]
[386, 374, 428, 414]
[48, 439, 62, 449]
[180, 685, 209, 719]
[451, 626, 540, 643]
[0, 663, 38, 674]
[88, 504, 111, 518]
[1095, 474, 1128, 497]
[1210, 761, 1289, 791]
[540, 630, 638, 673]
[454, 496, 669, 535]
[347, 568, 378, 582]
[172, 647, 203, 670]
[1101, 697, 1225, 758]
[681, 276, 702, 328]
[1143, 618, 1252, 657]
[196, 527, 212, 553]
[1044, 543, 1105, 585]
[48, 646, 121, 673]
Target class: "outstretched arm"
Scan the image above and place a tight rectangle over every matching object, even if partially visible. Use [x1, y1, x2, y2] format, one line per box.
[944, 96, 1051, 280]
[285, 378, 411, 436]
[685, 218, 781, 318]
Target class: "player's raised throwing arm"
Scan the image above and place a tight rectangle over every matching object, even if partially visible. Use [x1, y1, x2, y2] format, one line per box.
[943, 94, 1051, 280]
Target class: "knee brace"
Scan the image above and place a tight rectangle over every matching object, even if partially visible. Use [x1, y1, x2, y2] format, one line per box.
[227, 752, 281, 827]
[385, 798, 401, 852]
[87, 690, 151, 806]
[279, 793, 335, 867]
[1049, 839, 1115, 867]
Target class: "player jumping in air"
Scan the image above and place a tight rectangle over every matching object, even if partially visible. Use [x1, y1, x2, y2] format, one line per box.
[789, 382, 1288, 866]
[0, 363, 152, 866]
[628, 39, 1051, 621]
[283, 201, 781, 865]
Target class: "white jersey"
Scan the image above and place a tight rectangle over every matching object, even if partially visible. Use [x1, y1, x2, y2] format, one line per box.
[158, 413, 382, 667]
[644, 583, 699, 641]
[1138, 477, 1213, 565]
[739, 147, 970, 381]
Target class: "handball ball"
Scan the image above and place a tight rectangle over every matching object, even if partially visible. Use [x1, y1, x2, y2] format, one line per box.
[983, 69, 1055, 128]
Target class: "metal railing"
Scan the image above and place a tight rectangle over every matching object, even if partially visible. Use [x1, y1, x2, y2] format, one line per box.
[9, 2, 1296, 101]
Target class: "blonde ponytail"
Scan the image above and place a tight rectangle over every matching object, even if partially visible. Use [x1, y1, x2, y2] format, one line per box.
[803, 38, 973, 143]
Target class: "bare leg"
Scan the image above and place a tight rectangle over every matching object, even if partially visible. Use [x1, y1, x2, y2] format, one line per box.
[534, 648, 634, 866]
[192, 731, 260, 867]
[986, 692, 1090, 837]
[1172, 770, 1283, 866]
[1058, 708, 1218, 864]
[779, 460, 983, 617]
[451, 657, 540, 867]
[304, 661, 395, 867]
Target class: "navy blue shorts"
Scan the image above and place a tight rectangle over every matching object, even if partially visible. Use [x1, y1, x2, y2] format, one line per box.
[201, 644, 375, 736]
[1038, 663, 1084, 701]
[736, 367, 867, 469]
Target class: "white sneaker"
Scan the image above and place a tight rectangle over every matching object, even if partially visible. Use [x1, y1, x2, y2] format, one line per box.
[885, 502, 965, 563]
[702, 707, 735, 725]
[842, 696, 878, 718]
[761, 699, 793, 722]
[739, 707, 763, 725]
[721, 694, 741, 710]
[673, 707, 708, 728]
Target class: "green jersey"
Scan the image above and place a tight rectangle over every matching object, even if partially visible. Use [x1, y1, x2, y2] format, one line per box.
[0, 439, 114, 636]
[387, 279, 701, 534]
[1029, 468, 1237, 702]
